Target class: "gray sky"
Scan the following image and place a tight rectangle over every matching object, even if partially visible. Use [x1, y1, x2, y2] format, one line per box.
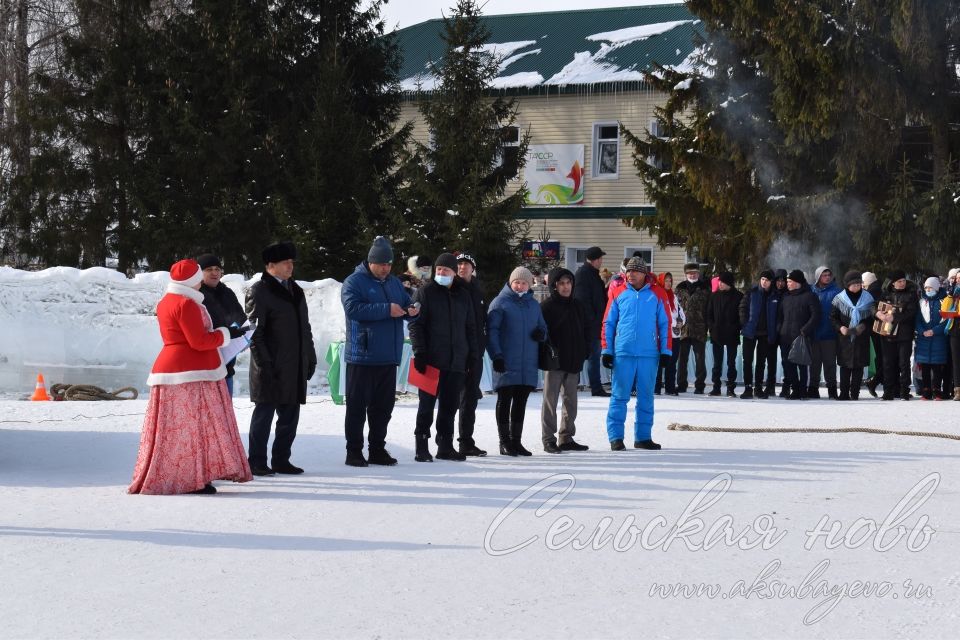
[374, 0, 683, 31]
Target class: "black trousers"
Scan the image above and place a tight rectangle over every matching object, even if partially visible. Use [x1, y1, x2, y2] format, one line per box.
[495, 385, 533, 441]
[416, 369, 466, 446]
[457, 358, 483, 447]
[839, 366, 864, 397]
[656, 349, 679, 393]
[711, 342, 738, 388]
[881, 340, 913, 397]
[677, 338, 707, 391]
[951, 333, 960, 389]
[919, 364, 945, 398]
[742, 336, 776, 388]
[344, 363, 396, 453]
[249, 402, 300, 467]
[779, 340, 808, 391]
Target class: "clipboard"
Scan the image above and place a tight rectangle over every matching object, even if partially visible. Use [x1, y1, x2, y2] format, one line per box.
[407, 358, 440, 396]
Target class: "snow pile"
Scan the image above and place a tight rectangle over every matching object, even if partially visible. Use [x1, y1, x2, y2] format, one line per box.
[0, 267, 345, 395]
[586, 20, 694, 47]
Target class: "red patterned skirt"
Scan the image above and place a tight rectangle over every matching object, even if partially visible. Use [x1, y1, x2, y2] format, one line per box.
[129, 380, 252, 494]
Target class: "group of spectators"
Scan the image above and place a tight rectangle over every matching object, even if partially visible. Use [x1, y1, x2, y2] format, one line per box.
[126, 235, 960, 496]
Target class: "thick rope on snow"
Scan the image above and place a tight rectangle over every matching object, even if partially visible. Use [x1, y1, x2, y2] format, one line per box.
[667, 422, 960, 441]
[50, 384, 138, 401]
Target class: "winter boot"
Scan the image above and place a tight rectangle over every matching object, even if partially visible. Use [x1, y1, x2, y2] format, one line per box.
[789, 385, 805, 400]
[460, 443, 487, 457]
[633, 439, 662, 450]
[708, 385, 722, 397]
[499, 441, 518, 456]
[726, 385, 737, 398]
[345, 450, 368, 467]
[367, 448, 398, 466]
[510, 420, 531, 456]
[901, 391, 913, 401]
[610, 439, 626, 451]
[954, 387, 960, 401]
[806, 385, 821, 399]
[837, 388, 851, 401]
[865, 377, 880, 398]
[414, 435, 433, 462]
[778, 384, 790, 398]
[512, 439, 533, 456]
[436, 447, 467, 461]
[920, 388, 932, 401]
[827, 385, 839, 400]
[740, 385, 754, 399]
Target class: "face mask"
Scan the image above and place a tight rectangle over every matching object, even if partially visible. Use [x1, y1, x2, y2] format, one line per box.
[686, 274, 698, 283]
[435, 274, 453, 287]
[925, 290, 937, 298]
[419, 268, 431, 279]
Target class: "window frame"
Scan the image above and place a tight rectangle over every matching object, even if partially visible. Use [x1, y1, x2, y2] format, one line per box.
[592, 121, 620, 179]
[623, 246, 654, 272]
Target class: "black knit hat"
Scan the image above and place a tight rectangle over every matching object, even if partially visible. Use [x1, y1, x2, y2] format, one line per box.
[455, 252, 476, 269]
[367, 236, 394, 264]
[843, 270, 862, 287]
[759, 269, 775, 281]
[262, 241, 296, 265]
[888, 269, 906, 282]
[434, 252, 458, 271]
[196, 253, 222, 270]
[774, 269, 787, 281]
[718, 271, 735, 287]
[787, 269, 806, 283]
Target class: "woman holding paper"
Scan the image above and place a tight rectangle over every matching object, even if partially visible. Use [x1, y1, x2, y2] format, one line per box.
[129, 259, 252, 495]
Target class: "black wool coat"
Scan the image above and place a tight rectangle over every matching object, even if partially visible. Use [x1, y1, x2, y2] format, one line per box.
[706, 288, 743, 345]
[200, 281, 247, 377]
[245, 274, 317, 405]
[777, 284, 820, 345]
[830, 290, 875, 368]
[409, 279, 478, 373]
[460, 276, 488, 356]
[879, 281, 920, 343]
[573, 262, 607, 336]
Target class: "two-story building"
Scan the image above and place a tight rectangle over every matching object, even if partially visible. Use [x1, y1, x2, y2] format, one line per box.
[394, 3, 703, 276]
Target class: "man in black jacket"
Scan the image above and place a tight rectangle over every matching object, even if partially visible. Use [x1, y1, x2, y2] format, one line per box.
[410, 253, 479, 462]
[706, 272, 743, 397]
[197, 253, 247, 396]
[738, 269, 779, 399]
[245, 241, 317, 476]
[876, 270, 919, 400]
[540, 267, 591, 453]
[777, 270, 820, 400]
[456, 253, 488, 457]
[574, 246, 609, 396]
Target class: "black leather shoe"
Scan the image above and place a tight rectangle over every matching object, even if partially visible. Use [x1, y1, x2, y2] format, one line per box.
[436, 447, 467, 461]
[188, 483, 217, 494]
[591, 389, 611, 397]
[634, 439, 662, 450]
[558, 440, 589, 451]
[460, 444, 487, 457]
[367, 449, 398, 466]
[499, 441, 518, 456]
[345, 451, 368, 467]
[513, 441, 533, 456]
[272, 461, 304, 474]
[610, 439, 626, 451]
[543, 442, 563, 454]
[866, 378, 879, 398]
[250, 464, 275, 477]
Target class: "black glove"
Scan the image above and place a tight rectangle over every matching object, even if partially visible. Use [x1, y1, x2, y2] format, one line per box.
[493, 357, 506, 373]
[530, 326, 547, 342]
[227, 325, 247, 339]
[413, 357, 427, 374]
[659, 353, 670, 368]
[601, 354, 614, 369]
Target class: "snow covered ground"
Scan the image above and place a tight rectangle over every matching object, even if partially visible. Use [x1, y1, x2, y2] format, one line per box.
[1, 391, 958, 639]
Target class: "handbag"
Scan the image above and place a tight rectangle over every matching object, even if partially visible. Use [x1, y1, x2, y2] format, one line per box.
[788, 335, 812, 366]
[538, 340, 560, 371]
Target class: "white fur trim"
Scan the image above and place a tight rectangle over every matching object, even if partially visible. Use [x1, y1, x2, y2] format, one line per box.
[171, 265, 203, 288]
[147, 364, 228, 387]
[216, 326, 230, 347]
[166, 282, 205, 303]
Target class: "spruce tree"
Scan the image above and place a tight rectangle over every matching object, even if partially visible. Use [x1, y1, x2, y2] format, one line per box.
[397, 0, 530, 298]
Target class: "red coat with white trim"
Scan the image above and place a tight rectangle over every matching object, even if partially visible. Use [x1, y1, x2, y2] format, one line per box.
[147, 283, 230, 386]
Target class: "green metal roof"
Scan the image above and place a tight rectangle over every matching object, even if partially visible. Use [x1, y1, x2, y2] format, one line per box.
[394, 4, 703, 92]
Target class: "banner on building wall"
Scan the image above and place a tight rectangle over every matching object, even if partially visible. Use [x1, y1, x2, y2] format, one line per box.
[522, 241, 560, 260]
[525, 144, 584, 206]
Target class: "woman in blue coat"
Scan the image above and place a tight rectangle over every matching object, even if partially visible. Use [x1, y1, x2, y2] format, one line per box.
[487, 266, 548, 456]
[916, 276, 949, 399]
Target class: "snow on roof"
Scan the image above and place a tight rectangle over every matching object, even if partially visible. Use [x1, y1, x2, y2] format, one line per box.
[586, 20, 694, 46]
[490, 71, 547, 89]
[544, 49, 645, 85]
[477, 40, 538, 60]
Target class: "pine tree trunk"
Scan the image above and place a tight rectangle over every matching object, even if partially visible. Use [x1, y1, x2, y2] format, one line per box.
[10, 0, 28, 179]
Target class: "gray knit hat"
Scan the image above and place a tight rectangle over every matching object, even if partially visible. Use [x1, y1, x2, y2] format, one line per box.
[509, 266, 534, 286]
[367, 236, 394, 264]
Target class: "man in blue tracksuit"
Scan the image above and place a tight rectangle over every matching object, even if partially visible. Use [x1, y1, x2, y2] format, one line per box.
[602, 256, 671, 451]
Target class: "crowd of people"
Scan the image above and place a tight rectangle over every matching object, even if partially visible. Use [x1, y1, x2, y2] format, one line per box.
[127, 237, 960, 495]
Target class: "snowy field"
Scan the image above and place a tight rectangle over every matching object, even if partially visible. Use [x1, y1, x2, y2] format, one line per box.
[1, 391, 958, 639]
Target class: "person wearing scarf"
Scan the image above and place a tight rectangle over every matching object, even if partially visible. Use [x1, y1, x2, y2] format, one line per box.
[829, 271, 876, 400]
[915, 276, 949, 400]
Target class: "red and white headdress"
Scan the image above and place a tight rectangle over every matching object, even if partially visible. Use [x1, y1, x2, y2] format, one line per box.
[169, 259, 203, 288]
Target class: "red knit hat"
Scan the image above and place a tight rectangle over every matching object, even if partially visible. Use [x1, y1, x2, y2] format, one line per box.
[169, 259, 202, 287]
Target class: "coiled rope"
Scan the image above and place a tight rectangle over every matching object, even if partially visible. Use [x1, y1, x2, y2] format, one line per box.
[667, 422, 960, 441]
[49, 384, 138, 401]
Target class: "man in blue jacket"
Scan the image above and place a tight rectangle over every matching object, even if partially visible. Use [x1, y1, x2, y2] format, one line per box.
[602, 257, 671, 451]
[810, 266, 841, 398]
[340, 236, 419, 467]
[738, 269, 780, 398]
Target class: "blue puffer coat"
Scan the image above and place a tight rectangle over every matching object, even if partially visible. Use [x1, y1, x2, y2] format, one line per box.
[486, 284, 547, 389]
[915, 294, 948, 365]
[813, 281, 842, 340]
[341, 262, 412, 366]
[602, 282, 670, 358]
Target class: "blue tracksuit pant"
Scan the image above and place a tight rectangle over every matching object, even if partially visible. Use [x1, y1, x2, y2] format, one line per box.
[606, 355, 659, 442]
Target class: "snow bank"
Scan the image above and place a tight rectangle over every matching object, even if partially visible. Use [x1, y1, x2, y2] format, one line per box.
[0, 267, 345, 395]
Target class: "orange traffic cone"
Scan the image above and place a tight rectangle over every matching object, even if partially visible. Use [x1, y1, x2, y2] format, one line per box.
[31, 373, 51, 401]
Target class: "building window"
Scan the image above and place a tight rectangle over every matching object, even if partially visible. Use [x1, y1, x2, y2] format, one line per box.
[593, 122, 620, 178]
[624, 247, 653, 271]
[565, 246, 589, 269]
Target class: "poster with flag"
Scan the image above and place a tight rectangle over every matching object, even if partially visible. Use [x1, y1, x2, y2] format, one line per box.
[525, 144, 585, 206]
